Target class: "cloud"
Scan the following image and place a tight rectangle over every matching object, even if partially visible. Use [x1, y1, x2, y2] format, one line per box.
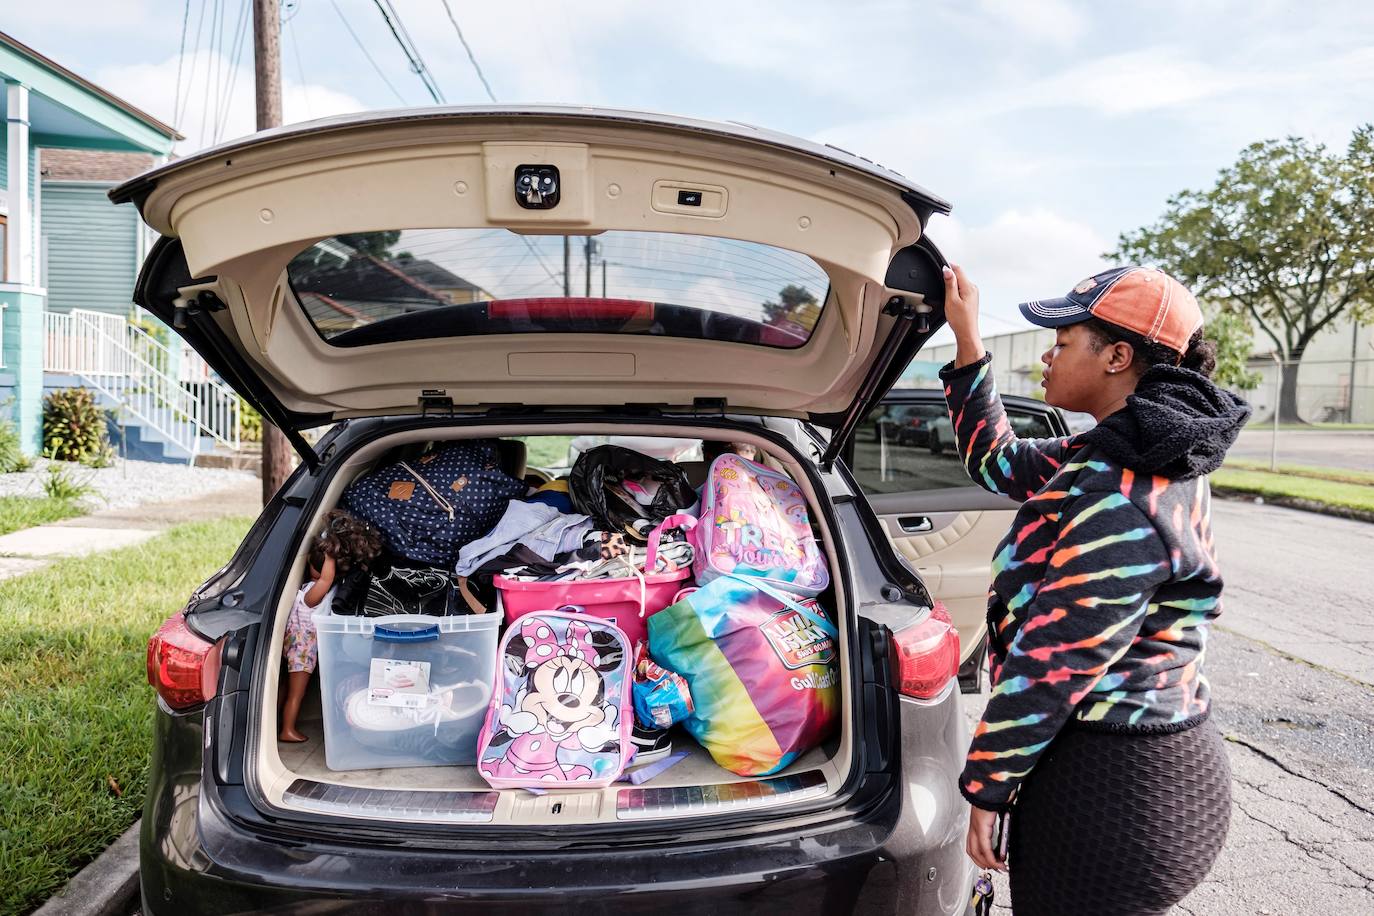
[95, 50, 367, 155]
[978, 0, 1088, 46]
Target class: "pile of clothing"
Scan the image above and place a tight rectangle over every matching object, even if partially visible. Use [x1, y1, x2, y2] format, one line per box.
[320, 436, 837, 781]
[335, 441, 700, 618]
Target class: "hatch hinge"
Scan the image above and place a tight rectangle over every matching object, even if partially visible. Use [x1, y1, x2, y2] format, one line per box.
[172, 289, 227, 330]
[419, 389, 455, 417]
[882, 295, 934, 334]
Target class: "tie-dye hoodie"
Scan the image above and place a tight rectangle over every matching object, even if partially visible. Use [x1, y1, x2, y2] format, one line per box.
[942, 353, 1250, 812]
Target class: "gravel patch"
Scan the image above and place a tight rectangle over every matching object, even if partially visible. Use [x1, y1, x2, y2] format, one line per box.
[0, 458, 256, 511]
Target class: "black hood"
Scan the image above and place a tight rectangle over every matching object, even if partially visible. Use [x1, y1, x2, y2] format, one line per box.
[1080, 366, 1252, 480]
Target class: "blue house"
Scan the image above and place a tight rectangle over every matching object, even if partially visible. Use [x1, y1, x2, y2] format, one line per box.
[0, 32, 242, 463]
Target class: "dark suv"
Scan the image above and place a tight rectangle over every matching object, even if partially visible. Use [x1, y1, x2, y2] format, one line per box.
[121, 107, 983, 914]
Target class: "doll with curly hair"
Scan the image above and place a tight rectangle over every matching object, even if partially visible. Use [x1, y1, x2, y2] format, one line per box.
[280, 509, 383, 743]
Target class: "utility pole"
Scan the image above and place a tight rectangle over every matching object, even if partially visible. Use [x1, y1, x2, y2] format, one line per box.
[254, 0, 292, 505]
[584, 238, 593, 297]
[602, 259, 607, 298]
[562, 236, 571, 297]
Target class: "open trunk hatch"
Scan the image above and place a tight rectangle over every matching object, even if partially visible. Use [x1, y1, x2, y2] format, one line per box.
[113, 107, 950, 464]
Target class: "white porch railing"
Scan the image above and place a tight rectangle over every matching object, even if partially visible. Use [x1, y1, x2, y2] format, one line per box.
[43, 309, 241, 460]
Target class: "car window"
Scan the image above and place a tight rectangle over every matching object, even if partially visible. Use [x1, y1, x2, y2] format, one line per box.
[287, 229, 831, 350]
[848, 400, 1055, 495]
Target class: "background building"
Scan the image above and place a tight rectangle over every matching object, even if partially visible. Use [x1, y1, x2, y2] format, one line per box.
[0, 31, 179, 453]
[921, 313, 1374, 424]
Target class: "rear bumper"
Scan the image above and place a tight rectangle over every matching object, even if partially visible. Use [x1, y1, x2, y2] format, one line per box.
[141, 684, 972, 915]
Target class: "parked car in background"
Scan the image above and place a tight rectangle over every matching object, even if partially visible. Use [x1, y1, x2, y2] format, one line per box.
[846, 388, 1071, 691]
[872, 402, 954, 453]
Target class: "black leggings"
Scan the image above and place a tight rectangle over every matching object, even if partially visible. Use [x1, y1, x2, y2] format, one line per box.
[1007, 718, 1231, 916]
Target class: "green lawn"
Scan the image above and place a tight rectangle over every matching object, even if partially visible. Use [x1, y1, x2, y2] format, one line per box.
[0, 515, 253, 916]
[1211, 467, 1374, 516]
[1273, 422, 1374, 431]
[0, 495, 85, 536]
[520, 435, 578, 471]
[1223, 459, 1374, 487]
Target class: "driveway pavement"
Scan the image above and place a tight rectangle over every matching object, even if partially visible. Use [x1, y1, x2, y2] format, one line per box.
[0, 478, 259, 580]
[963, 498, 1374, 914]
[1211, 498, 1374, 686]
[1231, 428, 1374, 472]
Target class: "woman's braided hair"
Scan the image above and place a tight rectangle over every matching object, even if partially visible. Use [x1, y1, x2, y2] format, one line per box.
[1081, 317, 1218, 379]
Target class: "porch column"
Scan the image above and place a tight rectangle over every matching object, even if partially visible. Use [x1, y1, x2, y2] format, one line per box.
[6, 81, 32, 285]
[1, 79, 45, 453]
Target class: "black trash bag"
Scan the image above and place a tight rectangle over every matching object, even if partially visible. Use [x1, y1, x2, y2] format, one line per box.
[569, 445, 696, 541]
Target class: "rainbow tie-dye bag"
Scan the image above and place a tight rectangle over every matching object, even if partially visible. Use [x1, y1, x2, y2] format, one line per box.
[690, 454, 830, 597]
[647, 573, 839, 776]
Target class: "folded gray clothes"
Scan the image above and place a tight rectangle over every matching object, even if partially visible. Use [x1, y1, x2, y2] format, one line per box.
[454, 502, 593, 577]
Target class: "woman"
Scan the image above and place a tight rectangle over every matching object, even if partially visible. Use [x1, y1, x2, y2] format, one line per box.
[941, 263, 1248, 915]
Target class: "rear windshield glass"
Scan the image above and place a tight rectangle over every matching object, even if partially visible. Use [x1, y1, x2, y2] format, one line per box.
[287, 229, 830, 349]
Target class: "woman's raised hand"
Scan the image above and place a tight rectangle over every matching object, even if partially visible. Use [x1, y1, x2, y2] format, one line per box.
[942, 264, 987, 367]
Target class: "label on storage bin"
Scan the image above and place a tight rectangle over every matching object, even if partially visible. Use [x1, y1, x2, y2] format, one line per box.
[367, 658, 432, 708]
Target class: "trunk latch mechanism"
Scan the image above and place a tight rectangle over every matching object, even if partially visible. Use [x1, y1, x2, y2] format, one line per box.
[419, 389, 455, 417]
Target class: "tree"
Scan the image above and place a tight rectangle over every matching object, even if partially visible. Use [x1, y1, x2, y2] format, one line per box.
[337, 230, 402, 258]
[1112, 125, 1374, 421]
[763, 284, 818, 324]
[1199, 306, 1262, 392]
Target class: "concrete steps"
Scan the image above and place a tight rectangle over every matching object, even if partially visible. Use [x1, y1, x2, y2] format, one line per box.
[44, 373, 230, 465]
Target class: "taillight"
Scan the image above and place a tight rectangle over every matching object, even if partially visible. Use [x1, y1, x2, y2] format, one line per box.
[146, 613, 223, 710]
[891, 602, 960, 699]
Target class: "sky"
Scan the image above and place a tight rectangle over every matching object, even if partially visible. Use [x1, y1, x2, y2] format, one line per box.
[10, 0, 1374, 343]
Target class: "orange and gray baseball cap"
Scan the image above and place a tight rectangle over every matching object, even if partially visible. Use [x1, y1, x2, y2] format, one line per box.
[1018, 266, 1203, 355]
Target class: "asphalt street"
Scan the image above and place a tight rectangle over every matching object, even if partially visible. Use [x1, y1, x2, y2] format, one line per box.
[1231, 428, 1374, 472]
[963, 498, 1374, 914]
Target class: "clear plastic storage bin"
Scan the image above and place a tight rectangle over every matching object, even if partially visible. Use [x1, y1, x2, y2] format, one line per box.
[313, 612, 500, 771]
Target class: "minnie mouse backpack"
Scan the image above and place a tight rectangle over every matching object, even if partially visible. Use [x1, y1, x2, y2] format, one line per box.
[477, 611, 634, 789]
[691, 454, 829, 596]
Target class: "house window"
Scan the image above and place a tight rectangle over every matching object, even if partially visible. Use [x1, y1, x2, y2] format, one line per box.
[0, 215, 7, 282]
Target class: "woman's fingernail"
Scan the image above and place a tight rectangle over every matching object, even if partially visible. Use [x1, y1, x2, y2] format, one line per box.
[942, 266, 953, 276]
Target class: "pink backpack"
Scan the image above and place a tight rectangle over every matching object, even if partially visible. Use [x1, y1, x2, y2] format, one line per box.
[690, 454, 830, 597]
[476, 611, 634, 789]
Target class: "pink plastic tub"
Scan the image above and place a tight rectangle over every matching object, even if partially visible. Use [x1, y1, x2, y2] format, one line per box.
[494, 514, 697, 649]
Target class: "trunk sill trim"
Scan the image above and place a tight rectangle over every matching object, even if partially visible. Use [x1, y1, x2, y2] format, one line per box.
[615, 769, 827, 820]
[283, 779, 499, 823]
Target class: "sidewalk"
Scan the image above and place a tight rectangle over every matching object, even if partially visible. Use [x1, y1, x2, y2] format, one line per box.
[0, 478, 259, 581]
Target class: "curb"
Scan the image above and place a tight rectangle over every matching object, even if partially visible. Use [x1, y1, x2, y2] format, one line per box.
[1211, 486, 1374, 524]
[33, 821, 140, 916]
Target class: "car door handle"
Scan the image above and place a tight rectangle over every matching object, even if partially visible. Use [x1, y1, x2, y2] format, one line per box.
[898, 515, 933, 533]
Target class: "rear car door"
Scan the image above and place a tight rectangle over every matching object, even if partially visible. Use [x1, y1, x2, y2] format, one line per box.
[844, 388, 1070, 689]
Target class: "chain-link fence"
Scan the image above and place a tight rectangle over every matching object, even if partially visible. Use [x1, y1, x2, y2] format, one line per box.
[1230, 357, 1374, 474]
[906, 349, 1374, 472]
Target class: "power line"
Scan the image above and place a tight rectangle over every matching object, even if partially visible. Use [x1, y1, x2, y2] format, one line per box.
[370, 0, 445, 103]
[179, 0, 209, 127]
[199, 0, 223, 147]
[328, 0, 407, 105]
[438, 0, 496, 102]
[286, 13, 311, 119]
[214, 0, 251, 143]
[173, 0, 191, 132]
